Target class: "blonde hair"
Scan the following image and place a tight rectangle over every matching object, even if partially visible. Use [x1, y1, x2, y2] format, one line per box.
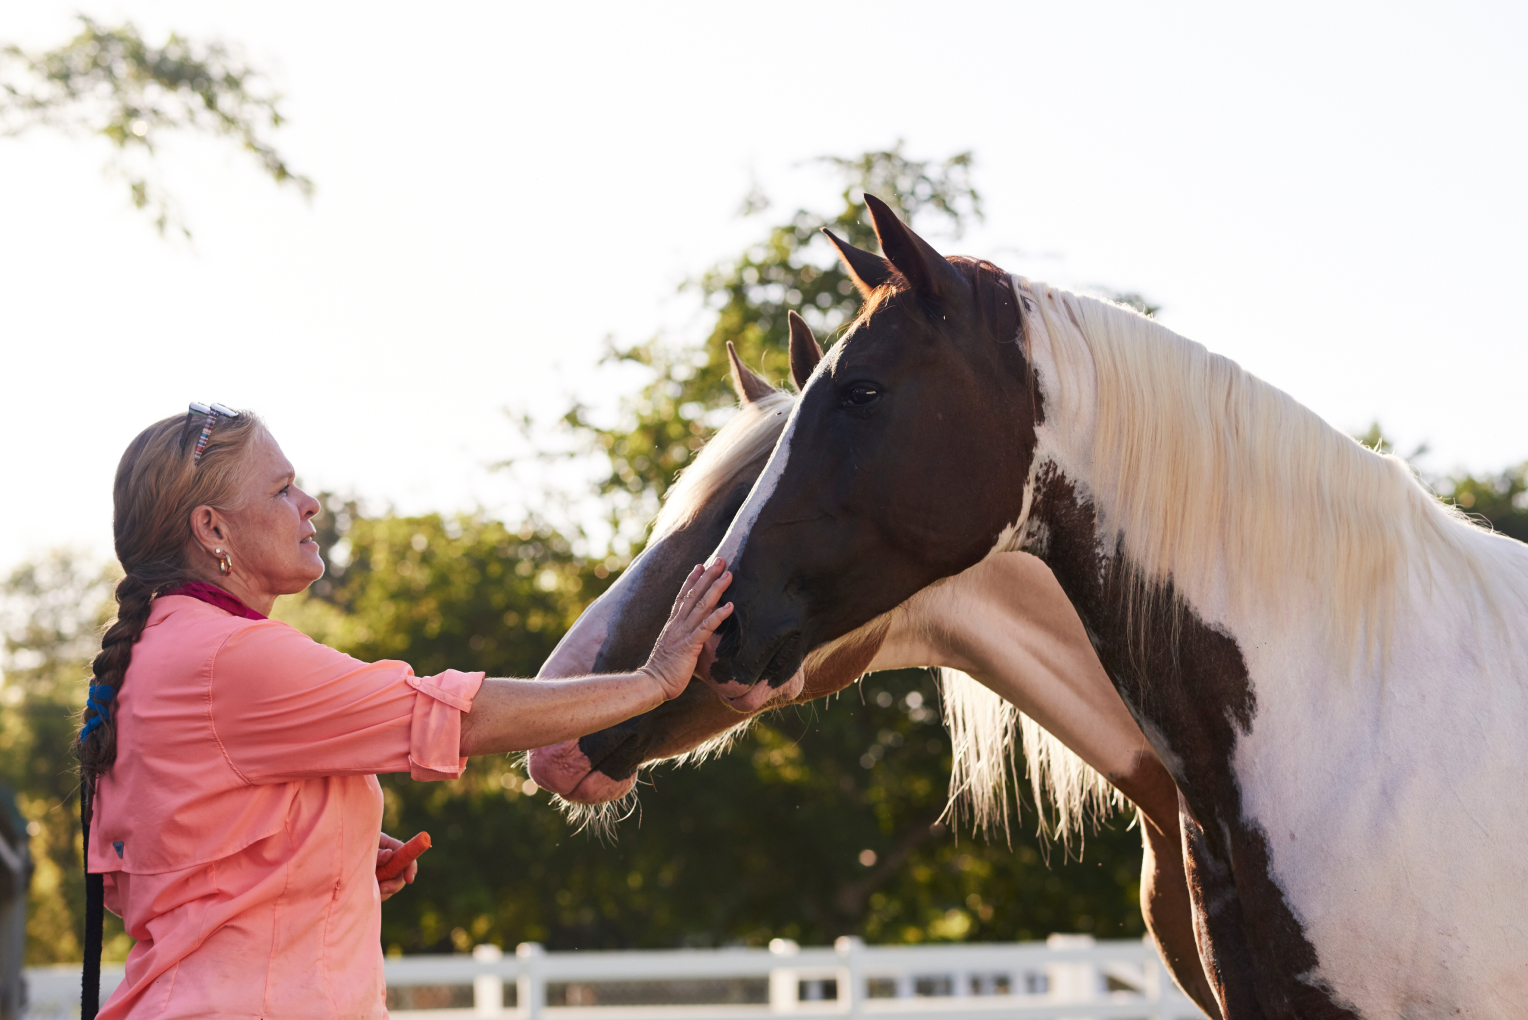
[650, 390, 795, 540]
[940, 667, 1123, 848]
[77, 408, 266, 782]
[1019, 276, 1510, 667]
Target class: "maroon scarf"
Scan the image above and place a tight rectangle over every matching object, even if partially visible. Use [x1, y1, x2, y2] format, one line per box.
[161, 581, 267, 621]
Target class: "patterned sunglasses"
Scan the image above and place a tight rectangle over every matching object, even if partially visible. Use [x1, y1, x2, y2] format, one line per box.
[186, 401, 240, 464]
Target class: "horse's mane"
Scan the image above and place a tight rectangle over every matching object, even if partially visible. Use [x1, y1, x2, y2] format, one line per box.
[650, 390, 795, 541]
[1018, 276, 1521, 665]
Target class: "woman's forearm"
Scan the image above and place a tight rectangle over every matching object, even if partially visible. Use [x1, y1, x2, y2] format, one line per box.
[458, 672, 665, 756]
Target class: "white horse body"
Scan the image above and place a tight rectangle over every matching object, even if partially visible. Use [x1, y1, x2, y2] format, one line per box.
[1018, 274, 1528, 1015]
[1233, 546, 1528, 1013]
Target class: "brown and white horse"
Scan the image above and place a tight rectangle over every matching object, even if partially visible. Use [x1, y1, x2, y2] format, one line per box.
[528, 348, 1220, 1015]
[703, 196, 1528, 1018]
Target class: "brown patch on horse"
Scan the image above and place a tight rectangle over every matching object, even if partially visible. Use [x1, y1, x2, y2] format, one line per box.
[794, 615, 891, 702]
[786, 311, 823, 392]
[727, 340, 775, 405]
[1035, 471, 1358, 1019]
[1111, 752, 1223, 1018]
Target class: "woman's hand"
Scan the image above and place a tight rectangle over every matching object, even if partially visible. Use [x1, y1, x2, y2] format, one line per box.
[640, 559, 734, 700]
[456, 561, 733, 755]
[376, 831, 429, 900]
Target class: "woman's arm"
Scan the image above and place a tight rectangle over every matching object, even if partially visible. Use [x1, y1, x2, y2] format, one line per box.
[459, 560, 732, 756]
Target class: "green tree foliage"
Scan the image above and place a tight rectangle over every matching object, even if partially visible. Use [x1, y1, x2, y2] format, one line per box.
[1445, 464, 1528, 543]
[565, 144, 981, 546]
[0, 16, 310, 236]
[0, 552, 131, 964]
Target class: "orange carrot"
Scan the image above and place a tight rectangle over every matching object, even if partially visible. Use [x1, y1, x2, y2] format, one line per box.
[376, 831, 431, 881]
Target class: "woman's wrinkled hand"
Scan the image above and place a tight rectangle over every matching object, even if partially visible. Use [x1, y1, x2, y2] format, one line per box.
[641, 559, 734, 701]
[376, 831, 430, 900]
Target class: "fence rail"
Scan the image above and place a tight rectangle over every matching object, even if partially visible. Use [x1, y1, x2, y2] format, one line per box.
[23, 935, 1205, 1019]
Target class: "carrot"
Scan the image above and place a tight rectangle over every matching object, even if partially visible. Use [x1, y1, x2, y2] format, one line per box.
[376, 831, 431, 881]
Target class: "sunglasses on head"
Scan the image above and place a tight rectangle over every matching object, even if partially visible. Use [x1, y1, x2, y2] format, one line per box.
[185, 401, 240, 464]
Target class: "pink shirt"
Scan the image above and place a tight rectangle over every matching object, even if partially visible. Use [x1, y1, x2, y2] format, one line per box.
[88, 595, 484, 1019]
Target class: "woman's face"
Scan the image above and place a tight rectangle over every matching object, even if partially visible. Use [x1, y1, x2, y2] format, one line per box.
[211, 430, 325, 597]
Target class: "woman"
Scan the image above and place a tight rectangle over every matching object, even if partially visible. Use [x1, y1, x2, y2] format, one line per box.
[77, 404, 733, 1019]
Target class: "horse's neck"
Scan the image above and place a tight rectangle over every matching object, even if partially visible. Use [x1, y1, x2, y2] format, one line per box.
[870, 552, 1156, 792]
[1016, 295, 1250, 796]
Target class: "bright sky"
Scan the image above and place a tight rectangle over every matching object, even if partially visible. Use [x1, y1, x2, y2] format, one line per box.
[3, 1, 1525, 575]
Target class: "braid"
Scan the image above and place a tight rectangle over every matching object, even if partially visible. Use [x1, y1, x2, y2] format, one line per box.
[75, 407, 265, 785]
[77, 570, 177, 783]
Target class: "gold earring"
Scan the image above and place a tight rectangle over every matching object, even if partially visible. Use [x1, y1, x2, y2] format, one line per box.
[215, 548, 232, 576]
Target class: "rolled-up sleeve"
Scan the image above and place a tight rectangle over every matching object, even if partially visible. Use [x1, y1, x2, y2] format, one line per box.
[209, 620, 485, 784]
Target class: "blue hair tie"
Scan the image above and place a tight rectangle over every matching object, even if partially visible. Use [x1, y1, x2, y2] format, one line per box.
[79, 685, 117, 740]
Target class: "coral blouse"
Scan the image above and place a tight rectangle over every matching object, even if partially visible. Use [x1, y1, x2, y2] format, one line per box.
[87, 595, 484, 1019]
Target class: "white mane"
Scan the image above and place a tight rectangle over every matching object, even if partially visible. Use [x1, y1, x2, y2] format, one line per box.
[650, 390, 795, 541]
[939, 667, 1122, 847]
[1017, 276, 1522, 666]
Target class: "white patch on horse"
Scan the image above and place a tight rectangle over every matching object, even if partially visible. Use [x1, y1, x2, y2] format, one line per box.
[709, 347, 832, 569]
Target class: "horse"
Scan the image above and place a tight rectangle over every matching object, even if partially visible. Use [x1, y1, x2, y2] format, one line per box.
[701, 194, 1528, 1018]
[528, 347, 1221, 1015]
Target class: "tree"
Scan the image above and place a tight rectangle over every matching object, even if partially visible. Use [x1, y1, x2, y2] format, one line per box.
[0, 551, 131, 964]
[0, 16, 310, 236]
[1444, 464, 1528, 544]
[561, 144, 982, 552]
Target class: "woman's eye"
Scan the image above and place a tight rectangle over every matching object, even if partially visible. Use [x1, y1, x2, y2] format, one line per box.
[843, 384, 882, 407]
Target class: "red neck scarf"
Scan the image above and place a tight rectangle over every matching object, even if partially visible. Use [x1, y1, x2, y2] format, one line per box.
[161, 581, 267, 621]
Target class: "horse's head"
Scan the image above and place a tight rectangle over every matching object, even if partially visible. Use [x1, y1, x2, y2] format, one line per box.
[708, 195, 1037, 695]
[527, 342, 887, 810]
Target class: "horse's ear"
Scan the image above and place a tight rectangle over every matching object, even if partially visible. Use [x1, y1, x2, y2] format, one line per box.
[726, 341, 774, 405]
[821, 229, 893, 299]
[863, 193, 966, 301]
[787, 311, 823, 391]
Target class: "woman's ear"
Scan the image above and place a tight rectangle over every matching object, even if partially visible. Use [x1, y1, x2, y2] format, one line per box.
[189, 505, 227, 553]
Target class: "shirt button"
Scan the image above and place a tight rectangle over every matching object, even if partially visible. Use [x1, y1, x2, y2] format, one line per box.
[409, 677, 420, 687]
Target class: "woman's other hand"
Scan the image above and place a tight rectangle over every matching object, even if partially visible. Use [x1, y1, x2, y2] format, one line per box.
[376, 831, 427, 900]
[641, 559, 734, 700]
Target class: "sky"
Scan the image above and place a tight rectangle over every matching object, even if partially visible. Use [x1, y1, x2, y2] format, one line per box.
[2, 1, 1525, 574]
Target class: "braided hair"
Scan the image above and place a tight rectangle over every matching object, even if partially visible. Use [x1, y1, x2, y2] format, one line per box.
[76, 408, 265, 784]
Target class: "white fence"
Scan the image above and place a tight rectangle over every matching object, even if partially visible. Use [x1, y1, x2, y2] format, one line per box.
[23, 935, 1205, 1020]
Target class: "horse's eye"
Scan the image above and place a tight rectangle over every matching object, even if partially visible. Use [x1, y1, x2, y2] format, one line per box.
[843, 384, 882, 408]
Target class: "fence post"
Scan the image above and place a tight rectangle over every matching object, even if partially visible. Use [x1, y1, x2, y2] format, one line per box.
[472, 944, 504, 1017]
[833, 935, 862, 1017]
[767, 938, 799, 1013]
[515, 942, 545, 1020]
[1045, 933, 1099, 1014]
